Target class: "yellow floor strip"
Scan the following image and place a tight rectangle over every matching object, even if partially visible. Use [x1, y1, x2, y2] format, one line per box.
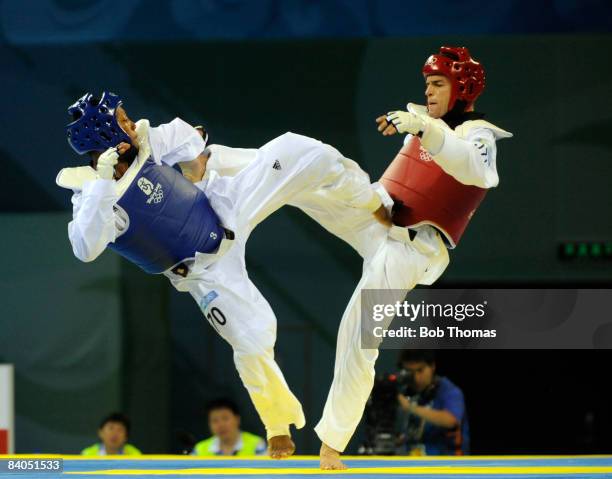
[4, 454, 612, 460]
[65, 466, 612, 475]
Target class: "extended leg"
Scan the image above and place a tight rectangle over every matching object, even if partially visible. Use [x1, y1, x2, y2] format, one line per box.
[223, 132, 382, 237]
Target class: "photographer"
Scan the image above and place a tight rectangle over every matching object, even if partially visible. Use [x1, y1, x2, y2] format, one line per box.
[397, 350, 469, 455]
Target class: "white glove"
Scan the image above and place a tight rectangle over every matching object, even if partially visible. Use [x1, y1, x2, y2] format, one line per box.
[96, 147, 119, 180]
[386, 110, 426, 135]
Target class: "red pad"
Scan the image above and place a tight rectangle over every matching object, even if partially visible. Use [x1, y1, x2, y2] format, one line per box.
[379, 136, 487, 247]
[0, 429, 8, 454]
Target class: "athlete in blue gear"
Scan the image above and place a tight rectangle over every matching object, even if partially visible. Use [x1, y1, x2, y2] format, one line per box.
[57, 91, 388, 461]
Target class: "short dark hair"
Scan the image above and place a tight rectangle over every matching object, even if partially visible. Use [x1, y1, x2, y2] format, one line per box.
[205, 398, 240, 417]
[398, 349, 436, 366]
[99, 412, 131, 435]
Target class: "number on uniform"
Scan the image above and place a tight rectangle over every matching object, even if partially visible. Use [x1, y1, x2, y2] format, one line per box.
[206, 306, 227, 332]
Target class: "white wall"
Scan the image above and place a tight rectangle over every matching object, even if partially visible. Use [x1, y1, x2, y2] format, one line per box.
[0, 364, 14, 453]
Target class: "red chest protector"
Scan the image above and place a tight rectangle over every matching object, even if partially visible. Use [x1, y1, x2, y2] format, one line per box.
[379, 136, 487, 248]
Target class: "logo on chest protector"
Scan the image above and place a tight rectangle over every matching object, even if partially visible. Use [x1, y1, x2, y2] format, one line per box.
[418, 146, 433, 162]
[137, 176, 164, 204]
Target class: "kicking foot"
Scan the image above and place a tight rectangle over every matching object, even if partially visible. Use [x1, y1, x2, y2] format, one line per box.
[268, 435, 295, 459]
[320, 442, 347, 470]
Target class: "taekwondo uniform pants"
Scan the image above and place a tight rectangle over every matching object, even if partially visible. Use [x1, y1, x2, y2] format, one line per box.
[166, 132, 381, 440]
[289, 160, 451, 453]
[167, 132, 449, 447]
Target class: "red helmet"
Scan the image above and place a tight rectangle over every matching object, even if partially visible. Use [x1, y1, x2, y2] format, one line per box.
[422, 46, 485, 111]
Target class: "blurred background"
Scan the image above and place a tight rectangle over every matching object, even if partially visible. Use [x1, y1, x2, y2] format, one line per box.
[0, 0, 611, 456]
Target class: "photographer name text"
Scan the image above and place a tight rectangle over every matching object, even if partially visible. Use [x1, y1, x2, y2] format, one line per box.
[371, 300, 497, 339]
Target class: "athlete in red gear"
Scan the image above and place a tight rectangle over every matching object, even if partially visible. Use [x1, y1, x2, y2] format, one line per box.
[376, 46, 512, 248]
[316, 46, 512, 470]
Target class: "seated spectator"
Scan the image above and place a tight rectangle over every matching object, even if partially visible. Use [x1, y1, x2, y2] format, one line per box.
[193, 398, 266, 456]
[81, 412, 142, 456]
[397, 350, 470, 455]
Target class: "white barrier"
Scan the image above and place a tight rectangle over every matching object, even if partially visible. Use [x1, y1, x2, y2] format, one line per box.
[0, 364, 14, 454]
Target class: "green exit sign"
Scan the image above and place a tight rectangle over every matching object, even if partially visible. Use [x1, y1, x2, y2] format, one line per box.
[559, 241, 612, 260]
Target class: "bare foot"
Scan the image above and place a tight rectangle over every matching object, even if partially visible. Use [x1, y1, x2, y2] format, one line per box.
[320, 442, 347, 470]
[268, 435, 295, 459]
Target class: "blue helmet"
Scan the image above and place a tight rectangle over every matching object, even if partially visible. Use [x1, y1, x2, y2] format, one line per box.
[66, 91, 132, 155]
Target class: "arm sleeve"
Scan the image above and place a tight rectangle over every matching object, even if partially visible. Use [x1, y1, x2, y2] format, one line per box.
[67, 179, 118, 262]
[151, 117, 206, 166]
[421, 125, 499, 189]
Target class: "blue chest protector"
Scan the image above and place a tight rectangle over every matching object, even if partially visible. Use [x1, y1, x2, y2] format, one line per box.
[108, 158, 223, 273]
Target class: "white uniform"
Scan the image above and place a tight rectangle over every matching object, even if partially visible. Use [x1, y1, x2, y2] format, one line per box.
[312, 107, 511, 451]
[57, 119, 383, 440]
[204, 105, 511, 452]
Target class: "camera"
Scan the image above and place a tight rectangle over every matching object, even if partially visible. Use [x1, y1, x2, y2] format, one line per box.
[359, 368, 438, 455]
[358, 370, 416, 455]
